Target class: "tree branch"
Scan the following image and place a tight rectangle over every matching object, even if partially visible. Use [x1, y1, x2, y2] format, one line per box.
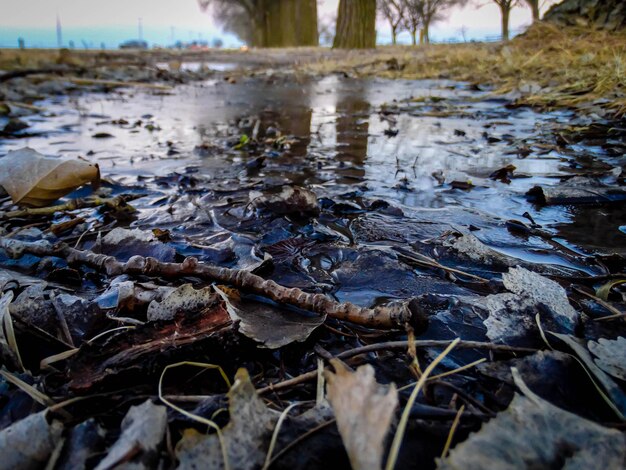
[0, 237, 417, 329]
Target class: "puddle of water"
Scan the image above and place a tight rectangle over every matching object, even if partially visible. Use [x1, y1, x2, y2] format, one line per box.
[1, 74, 625, 269]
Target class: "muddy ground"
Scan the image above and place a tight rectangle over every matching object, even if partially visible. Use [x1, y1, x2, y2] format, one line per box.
[0, 51, 625, 469]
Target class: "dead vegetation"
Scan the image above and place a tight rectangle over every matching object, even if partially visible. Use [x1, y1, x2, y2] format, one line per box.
[301, 23, 626, 114]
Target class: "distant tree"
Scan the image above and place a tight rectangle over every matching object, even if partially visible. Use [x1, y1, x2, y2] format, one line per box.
[333, 0, 377, 49]
[524, 0, 540, 21]
[402, 0, 422, 44]
[378, 0, 406, 45]
[491, 0, 521, 40]
[198, 0, 318, 48]
[403, 0, 467, 44]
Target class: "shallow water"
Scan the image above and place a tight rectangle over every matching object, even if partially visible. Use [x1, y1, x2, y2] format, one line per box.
[1, 73, 625, 286]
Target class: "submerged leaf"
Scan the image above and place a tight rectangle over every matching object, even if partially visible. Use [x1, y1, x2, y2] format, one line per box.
[588, 337, 626, 381]
[147, 284, 214, 322]
[438, 381, 626, 469]
[325, 361, 398, 470]
[0, 147, 99, 207]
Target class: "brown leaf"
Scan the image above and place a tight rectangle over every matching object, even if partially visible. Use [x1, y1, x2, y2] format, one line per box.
[325, 361, 398, 470]
[0, 147, 99, 207]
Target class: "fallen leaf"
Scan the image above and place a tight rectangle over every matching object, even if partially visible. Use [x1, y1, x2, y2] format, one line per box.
[0, 410, 63, 469]
[214, 286, 325, 349]
[596, 279, 626, 301]
[481, 267, 578, 343]
[550, 332, 626, 418]
[325, 361, 398, 470]
[147, 284, 214, 322]
[438, 369, 626, 469]
[250, 186, 319, 217]
[100, 227, 175, 262]
[94, 400, 167, 470]
[0, 147, 99, 207]
[176, 368, 279, 470]
[588, 337, 626, 381]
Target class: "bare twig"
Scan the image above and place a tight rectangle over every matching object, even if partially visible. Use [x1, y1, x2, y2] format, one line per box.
[0, 195, 140, 219]
[0, 237, 414, 329]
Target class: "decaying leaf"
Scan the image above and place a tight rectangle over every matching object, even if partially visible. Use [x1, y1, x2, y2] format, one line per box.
[214, 286, 325, 349]
[94, 400, 167, 470]
[550, 332, 626, 418]
[481, 267, 578, 343]
[0, 410, 63, 470]
[438, 370, 626, 470]
[588, 337, 626, 381]
[147, 284, 214, 322]
[249, 185, 319, 217]
[100, 227, 176, 262]
[325, 361, 398, 470]
[176, 368, 279, 470]
[0, 147, 100, 207]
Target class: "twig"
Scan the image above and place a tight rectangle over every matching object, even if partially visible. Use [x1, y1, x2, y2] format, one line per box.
[0, 237, 414, 329]
[0, 195, 140, 219]
[258, 340, 535, 395]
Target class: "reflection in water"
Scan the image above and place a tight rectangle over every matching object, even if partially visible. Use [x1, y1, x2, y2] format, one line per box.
[1, 75, 625, 255]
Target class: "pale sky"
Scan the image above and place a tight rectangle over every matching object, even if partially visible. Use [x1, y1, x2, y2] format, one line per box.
[0, 0, 556, 48]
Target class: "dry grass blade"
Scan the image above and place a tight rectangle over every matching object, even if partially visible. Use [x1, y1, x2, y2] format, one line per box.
[0, 291, 24, 371]
[441, 405, 465, 459]
[0, 368, 54, 407]
[262, 402, 302, 470]
[158, 361, 231, 470]
[385, 338, 460, 470]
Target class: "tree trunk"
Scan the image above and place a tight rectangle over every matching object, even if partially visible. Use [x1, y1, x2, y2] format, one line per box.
[256, 0, 318, 47]
[411, 29, 417, 45]
[529, 0, 540, 22]
[501, 5, 510, 41]
[423, 23, 430, 44]
[391, 27, 397, 45]
[333, 0, 376, 49]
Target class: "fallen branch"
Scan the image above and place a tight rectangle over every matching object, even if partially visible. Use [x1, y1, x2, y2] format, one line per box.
[0, 194, 140, 219]
[0, 237, 415, 329]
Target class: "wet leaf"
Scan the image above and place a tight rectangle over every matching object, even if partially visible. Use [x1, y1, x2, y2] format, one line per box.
[147, 284, 214, 322]
[250, 186, 319, 217]
[215, 286, 325, 349]
[176, 368, 278, 470]
[0, 147, 100, 207]
[596, 279, 626, 301]
[482, 267, 578, 343]
[550, 332, 626, 418]
[588, 336, 626, 381]
[325, 361, 398, 470]
[438, 374, 626, 469]
[94, 400, 167, 470]
[100, 227, 176, 262]
[0, 410, 63, 469]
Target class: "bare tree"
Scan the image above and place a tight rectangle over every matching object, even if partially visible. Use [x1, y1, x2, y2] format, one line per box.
[402, 0, 422, 45]
[333, 0, 377, 49]
[378, 0, 407, 45]
[198, 0, 318, 48]
[523, 0, 540, 21]
[491, 0, 521, 40]
[403, 0, 467, 44]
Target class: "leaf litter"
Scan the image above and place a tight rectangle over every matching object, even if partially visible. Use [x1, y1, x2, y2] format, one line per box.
[0, 51, 625, 470]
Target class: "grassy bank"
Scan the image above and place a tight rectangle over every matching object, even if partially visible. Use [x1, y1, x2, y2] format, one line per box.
[2, 23, 625, 114]
[301, 24, 626, 115]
